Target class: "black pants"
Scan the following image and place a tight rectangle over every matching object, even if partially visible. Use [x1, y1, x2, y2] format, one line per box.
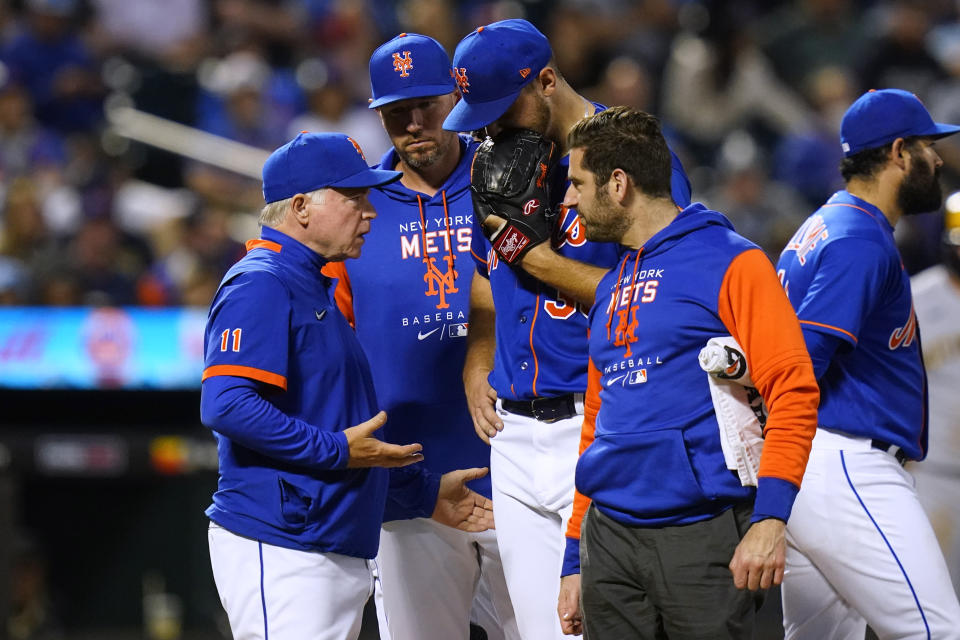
[580, 503, 763, 640]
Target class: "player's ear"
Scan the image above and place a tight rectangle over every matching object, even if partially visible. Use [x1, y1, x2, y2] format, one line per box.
[891, 138, 908, 170]
[291, 194, 310, 226]
[609, 168, 629, 203]
[537, 66, 558, 97]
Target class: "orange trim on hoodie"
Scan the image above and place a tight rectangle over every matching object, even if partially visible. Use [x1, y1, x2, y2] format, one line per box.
[565, 353, 602, 541]
[716, 249, 819, 488]
[202, 364, 287, 390]
[321, 262, 355, 329]
[245, 238, 282, 253]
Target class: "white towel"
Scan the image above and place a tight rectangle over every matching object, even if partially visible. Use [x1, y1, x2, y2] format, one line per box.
[698, 336, 767, 487]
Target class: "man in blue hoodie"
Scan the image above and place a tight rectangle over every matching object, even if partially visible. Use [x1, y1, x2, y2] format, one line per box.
[562, 107, 819, 638]
[777, 89, 960, 639]
[322, 34, 519, 640]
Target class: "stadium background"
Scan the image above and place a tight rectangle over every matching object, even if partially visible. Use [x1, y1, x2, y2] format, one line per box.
[0, 0, 958, 637]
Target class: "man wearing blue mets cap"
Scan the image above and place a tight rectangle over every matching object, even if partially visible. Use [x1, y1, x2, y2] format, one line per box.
[443, 18, 691, 638]
[443, 19, 554, 135]
[323, 33, 520, 640]
[778, 89, 960, 638]
[201, 131, 429, 640]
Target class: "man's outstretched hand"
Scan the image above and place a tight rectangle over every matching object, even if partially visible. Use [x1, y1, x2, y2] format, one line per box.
[344, 411, 424, 468]
[432, 467, 495, 532]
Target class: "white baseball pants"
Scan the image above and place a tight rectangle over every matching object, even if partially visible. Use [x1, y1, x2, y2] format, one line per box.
[783, 428, 960, 640]
[373, 518, 519, 640]
[208, 523, 373, 640]
[488, 401, 582, 640]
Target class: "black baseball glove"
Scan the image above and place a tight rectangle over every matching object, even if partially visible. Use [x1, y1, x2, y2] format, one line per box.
[470, 128, 559, 265]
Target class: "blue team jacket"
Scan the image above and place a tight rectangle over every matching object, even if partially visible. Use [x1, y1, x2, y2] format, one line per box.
[201, 227, 388, 558]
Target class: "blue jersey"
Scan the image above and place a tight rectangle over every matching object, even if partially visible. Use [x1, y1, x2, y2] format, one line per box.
[324, 136, 491, 519]
[776, 190, 928, 460]
[201, 226, 387, 557]
[471, 104, 693, 400]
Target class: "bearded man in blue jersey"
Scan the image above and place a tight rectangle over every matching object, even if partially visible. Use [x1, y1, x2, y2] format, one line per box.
[777, 88, 960, 639]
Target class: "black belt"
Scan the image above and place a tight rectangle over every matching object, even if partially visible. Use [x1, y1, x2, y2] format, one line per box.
[871, 439, 909, 466]
[501, 393, 582, 423]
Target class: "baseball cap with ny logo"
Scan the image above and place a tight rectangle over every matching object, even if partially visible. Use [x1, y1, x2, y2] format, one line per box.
[368, 33, 456, 109]
[443, 19, 553, 133]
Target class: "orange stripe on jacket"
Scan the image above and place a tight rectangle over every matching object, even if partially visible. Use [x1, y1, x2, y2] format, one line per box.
[202, 364, 288, 390]
[245, 238, 282, 253]
[717, 249, 819, 488]
[565, 354, 601, 541]
[321, 262, 355, 329]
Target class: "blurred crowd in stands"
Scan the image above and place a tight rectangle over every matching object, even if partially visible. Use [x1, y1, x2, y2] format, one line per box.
[0, 0, 958, 308]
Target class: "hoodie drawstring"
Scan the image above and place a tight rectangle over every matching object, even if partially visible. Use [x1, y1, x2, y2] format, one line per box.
[605, 255, 630, 342]
[417, 191, 458, 308]
[606, 247, 643, 358]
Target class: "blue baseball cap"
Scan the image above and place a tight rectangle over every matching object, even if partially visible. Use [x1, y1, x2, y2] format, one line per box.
[840, 89, 960, 157]
[442, 19, 552, 132]
[262, 132, 402, 204]
[368, 33, 456, 109]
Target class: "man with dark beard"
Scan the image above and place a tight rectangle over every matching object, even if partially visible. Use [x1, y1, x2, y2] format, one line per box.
[322, 33, 519, 640]
[777, 89, 960, 639]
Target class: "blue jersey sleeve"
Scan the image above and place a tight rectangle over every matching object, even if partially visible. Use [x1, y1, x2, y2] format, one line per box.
[200, 375, 350, 469]
[470, 212, 491, 278]
[791, 238, 892, 347]
[203, 271, 290, 388]
[802, 328, 846, 380]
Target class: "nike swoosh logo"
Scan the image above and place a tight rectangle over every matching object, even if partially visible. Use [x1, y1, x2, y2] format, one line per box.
[315, 309, 327, 321]
[417, 327, 441, 340]
[606, 374, 627, 387]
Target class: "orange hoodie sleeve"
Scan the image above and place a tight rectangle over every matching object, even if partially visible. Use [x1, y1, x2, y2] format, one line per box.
[717, 249, 819, 520]
[321, 261, 355, 329]
[563, 352, 601, 575]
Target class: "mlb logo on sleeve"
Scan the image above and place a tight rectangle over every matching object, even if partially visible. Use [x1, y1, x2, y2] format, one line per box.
[449, 323, 468, 338]
[627, 369, 648, 384]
